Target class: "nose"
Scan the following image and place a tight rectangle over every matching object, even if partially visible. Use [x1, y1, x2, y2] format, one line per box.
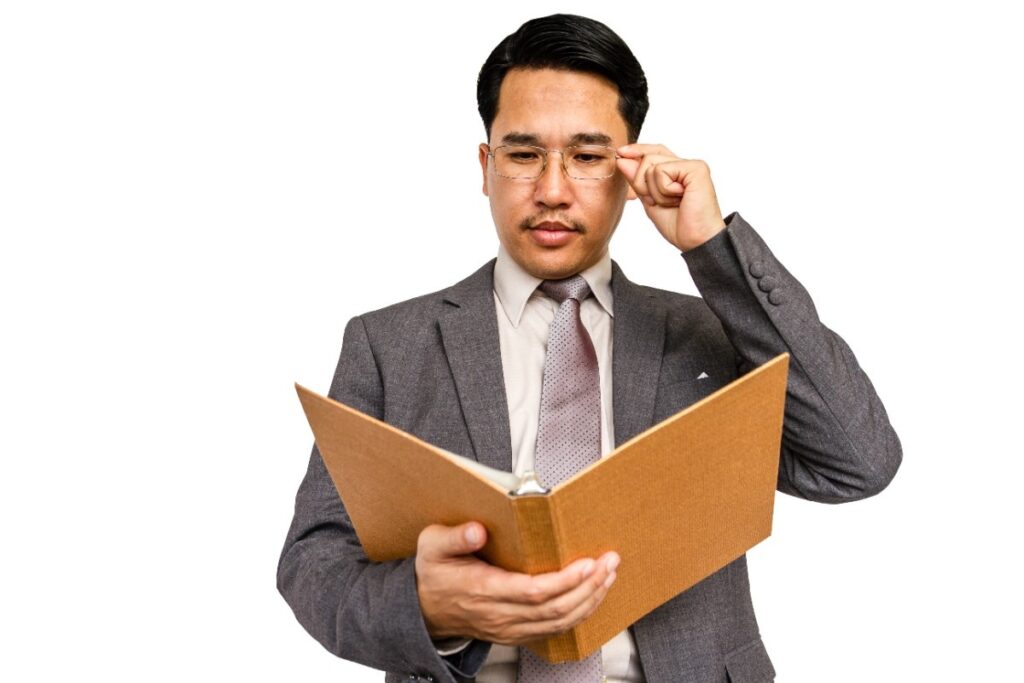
[533, 150, 573, 208]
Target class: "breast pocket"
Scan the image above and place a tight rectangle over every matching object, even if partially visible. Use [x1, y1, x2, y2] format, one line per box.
[652, 375, 724, 424]
[725, 637, 775, 682]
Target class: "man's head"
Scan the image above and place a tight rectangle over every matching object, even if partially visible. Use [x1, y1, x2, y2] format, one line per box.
[476, 15, 649, 280]
[477, 14, 649, 145]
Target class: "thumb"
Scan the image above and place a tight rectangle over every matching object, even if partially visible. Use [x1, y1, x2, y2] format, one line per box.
[616, 157, 641, 201]
[418, 521, 487, 561]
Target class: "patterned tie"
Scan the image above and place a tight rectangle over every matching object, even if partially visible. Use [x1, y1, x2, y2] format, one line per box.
[518, 275, 603, 683]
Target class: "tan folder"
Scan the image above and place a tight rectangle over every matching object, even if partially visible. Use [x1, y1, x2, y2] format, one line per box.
[296, 353, 789, 663]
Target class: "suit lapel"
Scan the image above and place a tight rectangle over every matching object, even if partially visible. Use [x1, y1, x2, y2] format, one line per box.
[437, 260, 514, 473]
[611, 261, 666, 447]
[434, 259, 664, 470]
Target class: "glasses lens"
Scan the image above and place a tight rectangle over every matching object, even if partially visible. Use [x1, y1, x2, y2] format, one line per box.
[565, 146, 617, 179]
[494, 146, 545, 179]
[492, 145, 617, 180]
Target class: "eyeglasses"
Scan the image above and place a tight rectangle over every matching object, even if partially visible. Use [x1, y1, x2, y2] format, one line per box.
[487, 144, 621, 181]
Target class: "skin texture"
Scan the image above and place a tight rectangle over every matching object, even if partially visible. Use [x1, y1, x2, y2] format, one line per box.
[417, 67, 727, 644]
[416, 522, 619, 644]
[478, 68, 633, 280]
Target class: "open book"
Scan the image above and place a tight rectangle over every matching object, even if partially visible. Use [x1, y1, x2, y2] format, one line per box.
[296, 353, 789, 662]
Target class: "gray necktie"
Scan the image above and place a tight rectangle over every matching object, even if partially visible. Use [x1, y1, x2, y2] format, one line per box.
[518, 275, 603, 683]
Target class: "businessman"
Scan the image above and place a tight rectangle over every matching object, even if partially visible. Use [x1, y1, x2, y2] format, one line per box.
[278, 14, 902, 683]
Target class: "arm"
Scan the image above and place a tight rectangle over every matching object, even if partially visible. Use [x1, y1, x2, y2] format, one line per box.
[277, 316, 486, 681]
[278, 316, 619, 679]
[617, 146, 901, 503]
[683, 213, 902, 502]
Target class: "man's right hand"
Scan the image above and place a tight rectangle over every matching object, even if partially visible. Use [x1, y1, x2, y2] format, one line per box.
[415, 521, 620, 645]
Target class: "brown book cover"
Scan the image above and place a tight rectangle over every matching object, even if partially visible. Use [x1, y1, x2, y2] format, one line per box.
[296, 353, 789, 662]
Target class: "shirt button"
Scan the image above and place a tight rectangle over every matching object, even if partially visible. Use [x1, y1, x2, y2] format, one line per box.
[748, 261, 767, 278]
[768, 289, 785, 305]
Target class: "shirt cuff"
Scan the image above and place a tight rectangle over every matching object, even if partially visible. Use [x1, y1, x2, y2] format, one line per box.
[433, 637, 473, 656]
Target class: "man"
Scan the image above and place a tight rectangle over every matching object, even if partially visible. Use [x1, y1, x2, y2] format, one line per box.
[278, 14, 901, 683]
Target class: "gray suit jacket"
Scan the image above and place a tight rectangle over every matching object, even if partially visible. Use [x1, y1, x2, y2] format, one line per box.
[278, 213, 902, 683]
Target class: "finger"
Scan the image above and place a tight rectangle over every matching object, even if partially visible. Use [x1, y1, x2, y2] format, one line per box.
[469, 553, 618, 644]
[659, 158, 711, 190]
[646, 163, 686, 207]
[486, 550, 618, 606]
[653, 160, 687, 197]
[448, 558, 605, 643]
[633, 153, 677, 203]
[417, 521, 487, 561]
[616, 156, 641, 186]
[479, 555, 596, 606]
[501, 560, 619, 643]
[531, 555, 618, 622]
[644, 163, 674, 206]
[617, 143, 676, 159]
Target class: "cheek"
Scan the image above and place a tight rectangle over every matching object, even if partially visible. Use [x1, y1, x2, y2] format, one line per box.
[579, 186, 624, 219]
[491, 187, 530, 219]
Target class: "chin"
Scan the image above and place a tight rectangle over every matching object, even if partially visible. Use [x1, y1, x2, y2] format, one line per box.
[527, 261, 580, 280]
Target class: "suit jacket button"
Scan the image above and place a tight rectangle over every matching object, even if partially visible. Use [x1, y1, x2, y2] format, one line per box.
[768, 289, 785, 305]
[748, 261, 767, 278]
[757, 276, 777, 293]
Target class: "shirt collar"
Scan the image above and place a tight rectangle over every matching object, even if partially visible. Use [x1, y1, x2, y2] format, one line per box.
[494, 245, 614, 327]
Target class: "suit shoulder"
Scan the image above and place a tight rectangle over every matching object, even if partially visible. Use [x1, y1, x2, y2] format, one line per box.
[628, 281, 731, 349]
[350, 259, 495, 331]
[632, 282, 715, 318]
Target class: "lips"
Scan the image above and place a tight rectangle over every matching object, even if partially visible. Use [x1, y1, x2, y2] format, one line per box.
[530, 221, 575, 232]
[527, 221, 579, 247]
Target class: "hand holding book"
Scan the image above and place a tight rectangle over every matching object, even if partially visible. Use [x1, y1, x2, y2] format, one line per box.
[416, 520, 620, 644]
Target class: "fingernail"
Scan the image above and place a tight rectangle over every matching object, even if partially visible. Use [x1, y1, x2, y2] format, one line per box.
[580, 559, 596, 578]
[604, 571, 617, 588]
[465, 526, 480, 546]
[605, 554, 620, 573]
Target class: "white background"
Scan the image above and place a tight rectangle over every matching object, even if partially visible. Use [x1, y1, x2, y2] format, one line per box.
[2, 1, 1021, 680]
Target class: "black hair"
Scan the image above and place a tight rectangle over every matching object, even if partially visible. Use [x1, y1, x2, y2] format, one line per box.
[477, 14, 649, 143]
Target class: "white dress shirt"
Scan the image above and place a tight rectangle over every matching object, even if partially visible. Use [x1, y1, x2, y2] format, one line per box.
[472, 245, 644, 682]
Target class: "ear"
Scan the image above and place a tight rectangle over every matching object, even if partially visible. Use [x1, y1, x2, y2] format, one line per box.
[478, 144, 490, 197]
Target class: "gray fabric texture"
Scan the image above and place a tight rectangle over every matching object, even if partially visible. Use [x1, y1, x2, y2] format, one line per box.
[277, 212, 902, 683]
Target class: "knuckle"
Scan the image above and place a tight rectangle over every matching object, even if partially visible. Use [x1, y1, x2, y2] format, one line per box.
[553, 614, 575, 633]
[538, 604, 559, 621]
[541, 599, 571, 621]
[504, 626, 529, 645]
[480, 612, 505, 633]
[524, 585, 546, 605]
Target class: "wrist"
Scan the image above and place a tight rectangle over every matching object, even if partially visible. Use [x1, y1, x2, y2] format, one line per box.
[677, 220, 727, 252]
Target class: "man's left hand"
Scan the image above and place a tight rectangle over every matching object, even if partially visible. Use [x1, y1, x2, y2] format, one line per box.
[616, 144, 726, 252]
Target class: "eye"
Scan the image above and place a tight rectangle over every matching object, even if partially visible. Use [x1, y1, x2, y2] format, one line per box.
[571, 148, 612, 164]
[505, 148, 542, 163]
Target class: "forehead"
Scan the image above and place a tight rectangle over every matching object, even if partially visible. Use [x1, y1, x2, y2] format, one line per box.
[491, 68, 629, 145]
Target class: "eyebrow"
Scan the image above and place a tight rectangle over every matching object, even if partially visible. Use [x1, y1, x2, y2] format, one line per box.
[500, 131, 614, 146]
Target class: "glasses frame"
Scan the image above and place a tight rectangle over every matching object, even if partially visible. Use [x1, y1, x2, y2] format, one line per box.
[486, 143, 622, 181]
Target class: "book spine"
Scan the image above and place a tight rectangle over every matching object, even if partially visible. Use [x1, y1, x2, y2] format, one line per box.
[510, 495, 560, 574]
[511, 495, 586, 663]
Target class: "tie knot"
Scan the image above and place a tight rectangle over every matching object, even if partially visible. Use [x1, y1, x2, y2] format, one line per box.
[540, 275, 591, 304]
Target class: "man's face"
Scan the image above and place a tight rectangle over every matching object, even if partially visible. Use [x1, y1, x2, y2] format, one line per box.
[478, 68, 634, 280]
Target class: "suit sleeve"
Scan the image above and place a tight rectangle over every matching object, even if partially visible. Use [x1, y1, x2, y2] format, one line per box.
[277, 316, 488, 682]
[682, 212, 902, 503]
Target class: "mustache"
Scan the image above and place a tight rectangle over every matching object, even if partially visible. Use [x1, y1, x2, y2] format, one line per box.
[519, 214, 588, 233]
